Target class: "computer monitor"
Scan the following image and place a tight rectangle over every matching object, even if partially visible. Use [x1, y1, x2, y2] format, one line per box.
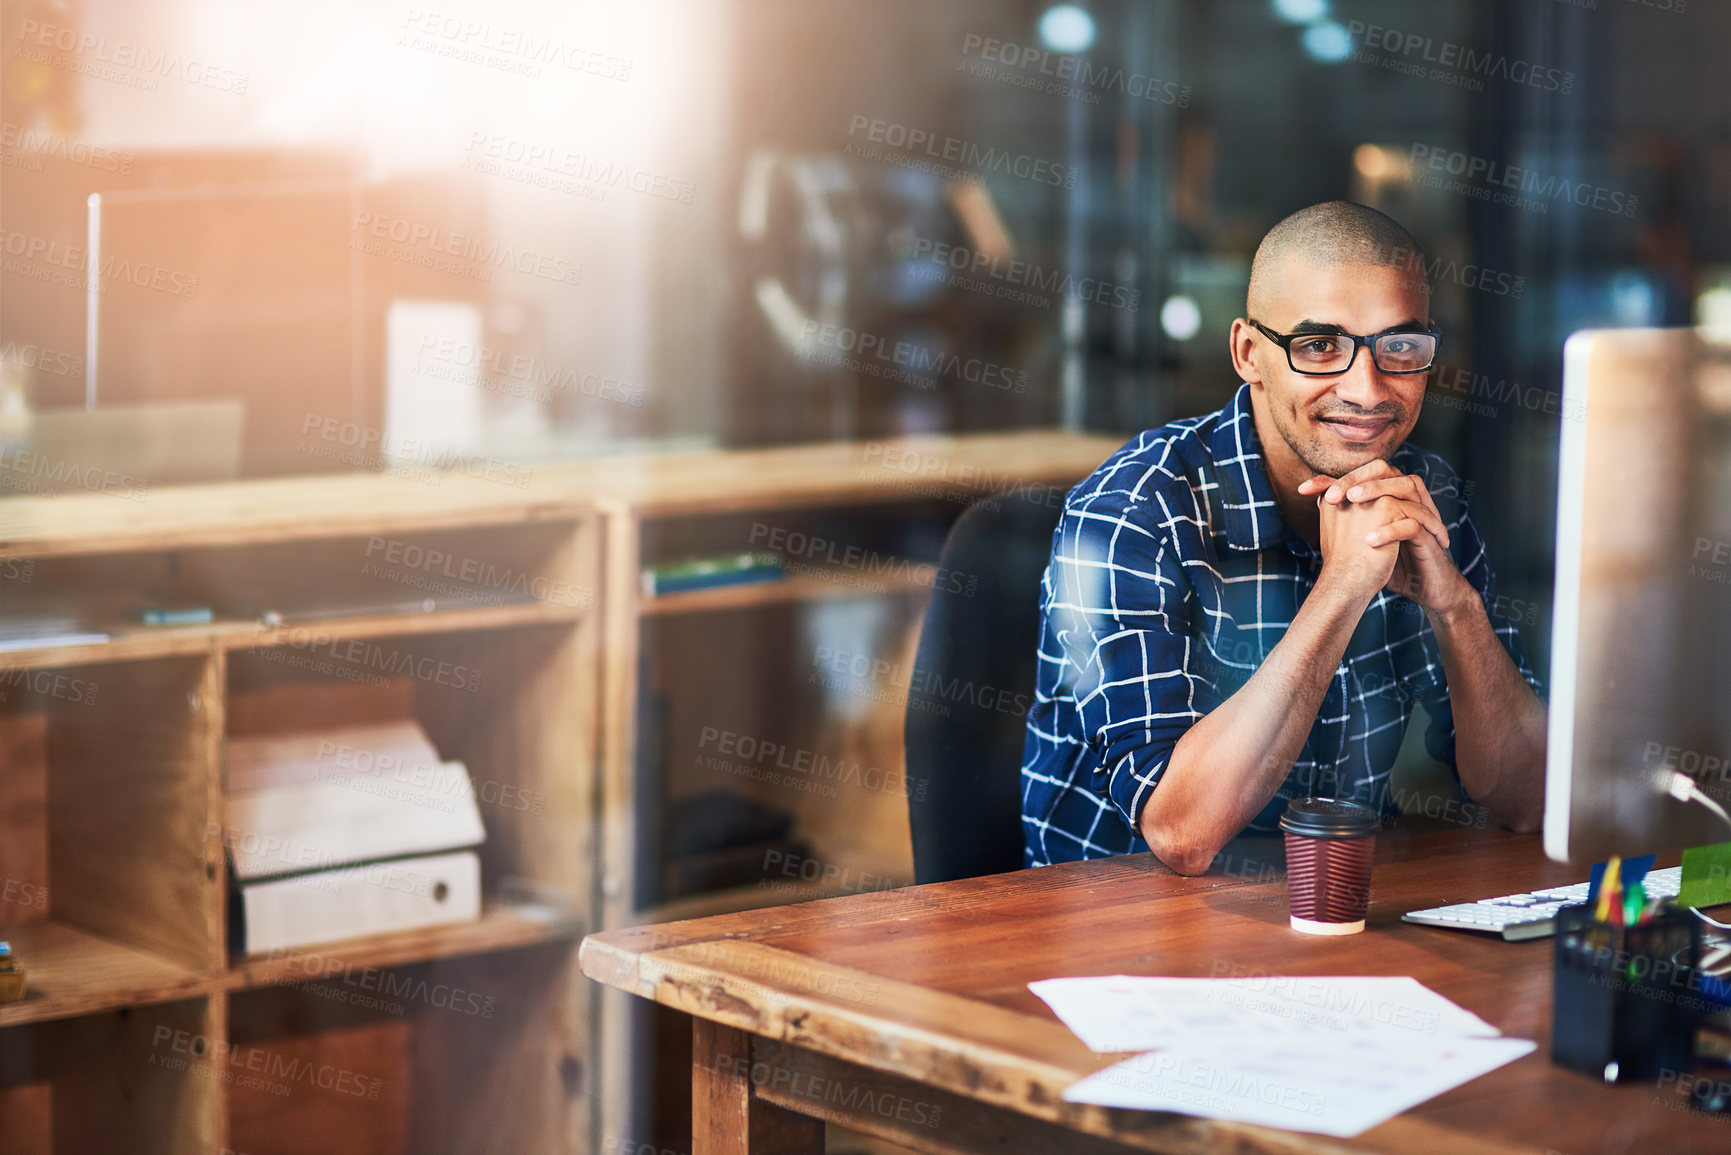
[1545, 326, 1731, 864]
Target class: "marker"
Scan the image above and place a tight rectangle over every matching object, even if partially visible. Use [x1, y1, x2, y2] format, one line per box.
[1596, 856, 1621, 924]
[1624, 880, 1645, 927]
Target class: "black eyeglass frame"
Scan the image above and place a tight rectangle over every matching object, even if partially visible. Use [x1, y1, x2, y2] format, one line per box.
[1246, 319, 1442, 376]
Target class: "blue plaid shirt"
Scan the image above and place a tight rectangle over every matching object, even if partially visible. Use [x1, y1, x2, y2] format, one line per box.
[1021, 383, 1542, 866]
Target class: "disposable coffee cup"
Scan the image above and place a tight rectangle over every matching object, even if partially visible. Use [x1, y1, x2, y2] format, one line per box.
[1278, 798, 1379, 935]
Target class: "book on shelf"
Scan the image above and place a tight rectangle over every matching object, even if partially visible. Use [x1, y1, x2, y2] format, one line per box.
[227, 721, 486, 878]
[134, 604, 214, 626]
[225, 720, 487, 954]
[0, 616, 109, 653]
[642, 551, 783, 597]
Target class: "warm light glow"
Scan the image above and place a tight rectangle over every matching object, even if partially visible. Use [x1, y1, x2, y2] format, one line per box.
[1354, 144, 1388, 180]
[1353, 144, 1411, 183]
[247, 0, 691, 174]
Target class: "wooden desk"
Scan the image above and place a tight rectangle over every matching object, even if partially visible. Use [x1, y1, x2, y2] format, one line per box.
[580, 824, 1728, 1154]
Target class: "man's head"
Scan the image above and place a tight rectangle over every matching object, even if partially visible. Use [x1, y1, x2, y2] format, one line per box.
[1231, 201, 1432, 483]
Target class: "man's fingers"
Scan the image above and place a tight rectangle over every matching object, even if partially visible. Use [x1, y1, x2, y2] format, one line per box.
[1342, 476, 1416, 503]
[1343, 477, 1450, 548]
[1376, 496, 1450, 549]
[1365, 517, 1427, 548]
[1296, 475, 1335, 496]
[1322, 459, 1398, 503]
[1401, 481, 1449, 549]
[1412, 482, 1446, 533]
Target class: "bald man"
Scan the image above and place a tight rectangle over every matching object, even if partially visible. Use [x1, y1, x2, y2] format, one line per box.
[1022, 201, 1546, 874]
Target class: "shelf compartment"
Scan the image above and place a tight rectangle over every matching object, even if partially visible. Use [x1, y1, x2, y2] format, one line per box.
[637, 501, 959, 621]
[0, 655, 225, 991]
[633, 586, 917, 915]
[226, 943, 581, 1155]
[178, 522, 593, 626]
[225, 999, 411, 1155]
[0, 996, 222, 1154]
[44, 655, 225, 975]
[0, 922, 210, 1030]
[229, 620, 590, 895]
[0, 518, 594, 671]
[224, 898, 582, 995]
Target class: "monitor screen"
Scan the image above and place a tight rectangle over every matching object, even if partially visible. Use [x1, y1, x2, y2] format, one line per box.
[1546, 327, 1731, 862]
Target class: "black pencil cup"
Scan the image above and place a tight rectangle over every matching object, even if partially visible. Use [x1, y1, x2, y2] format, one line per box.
[1552, 903, 1702, 1082]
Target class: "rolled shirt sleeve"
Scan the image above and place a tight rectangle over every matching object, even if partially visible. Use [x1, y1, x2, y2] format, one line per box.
[1051, 486, 1217, 835]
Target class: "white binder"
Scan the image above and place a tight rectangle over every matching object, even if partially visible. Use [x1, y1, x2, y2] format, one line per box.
[225, 721, 487, 953]
[238, 850, 481, 954]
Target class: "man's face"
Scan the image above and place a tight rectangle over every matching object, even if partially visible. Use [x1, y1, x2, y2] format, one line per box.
[1237, 258, 1430, 480]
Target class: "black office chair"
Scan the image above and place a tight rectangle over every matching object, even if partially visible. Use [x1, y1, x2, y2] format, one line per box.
[905, 487, 1065, 883]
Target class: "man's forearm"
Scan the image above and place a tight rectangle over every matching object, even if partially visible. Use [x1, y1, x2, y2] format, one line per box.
[1426, 596, 1547, 831]
[1139, 577, 1371, 874]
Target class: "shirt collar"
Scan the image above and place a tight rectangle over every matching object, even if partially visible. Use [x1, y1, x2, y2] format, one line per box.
[1209, 382, 1302, 554]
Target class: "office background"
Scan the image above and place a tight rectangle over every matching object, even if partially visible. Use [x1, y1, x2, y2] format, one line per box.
[0, 0, 1726, 1152]
[6, 0, 1726, 666]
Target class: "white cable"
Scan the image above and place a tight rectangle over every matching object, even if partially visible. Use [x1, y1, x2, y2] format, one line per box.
[1667, 771, 1731, 835]
[1666, 773, 1731, 936]
[1693, 907, 1731, 931]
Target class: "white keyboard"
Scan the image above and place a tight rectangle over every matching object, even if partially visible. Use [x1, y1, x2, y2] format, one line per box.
[1401, 866, 1684, 942]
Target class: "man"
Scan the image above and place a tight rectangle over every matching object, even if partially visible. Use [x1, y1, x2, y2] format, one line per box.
[1021, 201, 1546, 874]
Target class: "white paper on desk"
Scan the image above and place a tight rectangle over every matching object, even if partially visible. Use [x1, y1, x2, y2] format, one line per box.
[1028, 975, 1500, 1053]
[1062, 1031, 1536, 1138]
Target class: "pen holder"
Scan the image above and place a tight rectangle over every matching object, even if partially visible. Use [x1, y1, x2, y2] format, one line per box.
[1552, 903, 1701, 1082]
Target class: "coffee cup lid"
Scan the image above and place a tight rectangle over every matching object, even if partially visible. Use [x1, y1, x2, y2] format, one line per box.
[1278, 797, 1380, 838]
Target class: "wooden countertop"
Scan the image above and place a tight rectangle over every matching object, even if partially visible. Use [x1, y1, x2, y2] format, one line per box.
[0, 429, 1122, 558]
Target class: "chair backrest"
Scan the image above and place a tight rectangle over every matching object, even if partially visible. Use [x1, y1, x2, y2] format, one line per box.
[905, 487, 1065, 883]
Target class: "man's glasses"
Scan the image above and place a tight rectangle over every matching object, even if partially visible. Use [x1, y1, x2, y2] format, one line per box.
[1247, 319, 1440, 376]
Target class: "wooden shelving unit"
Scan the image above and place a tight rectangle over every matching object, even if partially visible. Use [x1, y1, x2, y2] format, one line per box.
[0, 428, 1119, 1154]
[550, 431, 1121, 1149]
[0, 480, 600, 1155]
